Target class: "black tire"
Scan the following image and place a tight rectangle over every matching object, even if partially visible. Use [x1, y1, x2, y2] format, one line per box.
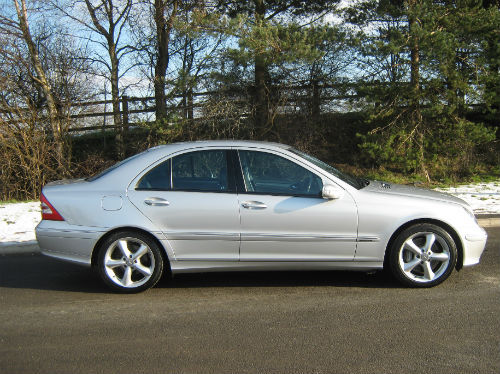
[97, 230, 165, 293]
[388, 223, 457, 287]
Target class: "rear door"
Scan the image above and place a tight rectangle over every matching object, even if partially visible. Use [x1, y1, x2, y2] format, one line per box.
[128, 148, 240, 261]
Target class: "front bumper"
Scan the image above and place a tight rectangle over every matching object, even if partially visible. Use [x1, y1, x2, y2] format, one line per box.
[462, 225, 488, 266]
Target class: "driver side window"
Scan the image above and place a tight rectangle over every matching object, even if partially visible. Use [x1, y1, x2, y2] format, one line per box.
[238, 150, 322, 196]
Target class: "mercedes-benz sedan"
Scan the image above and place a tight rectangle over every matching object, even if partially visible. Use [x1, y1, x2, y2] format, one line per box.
[36, 140, 487, 292]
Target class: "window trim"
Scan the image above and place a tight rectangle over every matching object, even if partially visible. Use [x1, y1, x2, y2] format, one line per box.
[135, 149, 236, 194]
[233, 149, 324, 198]
[135, 158, 172, 191]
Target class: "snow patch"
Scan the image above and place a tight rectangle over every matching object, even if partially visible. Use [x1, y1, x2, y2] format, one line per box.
[435, 181, 500, 214]
[0, 202, 41, 245]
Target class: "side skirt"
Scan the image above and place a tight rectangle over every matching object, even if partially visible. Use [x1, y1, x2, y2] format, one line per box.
[170, 260, 383, 274]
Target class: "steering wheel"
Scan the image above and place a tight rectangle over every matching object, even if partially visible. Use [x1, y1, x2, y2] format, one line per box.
[289, 174, 314, 194]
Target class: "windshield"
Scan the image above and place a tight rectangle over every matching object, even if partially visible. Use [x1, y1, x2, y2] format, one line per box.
[289, 148, 366, 190]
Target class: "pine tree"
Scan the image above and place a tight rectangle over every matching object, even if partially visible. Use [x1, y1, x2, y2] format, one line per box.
[215, 0, 339, 138]
[350, 0, 498, 180]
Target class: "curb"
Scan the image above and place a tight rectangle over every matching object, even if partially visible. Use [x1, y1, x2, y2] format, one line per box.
[0, 216, 498, 255]
[0, 242, 39, 255]
[476, 217, 500, 228]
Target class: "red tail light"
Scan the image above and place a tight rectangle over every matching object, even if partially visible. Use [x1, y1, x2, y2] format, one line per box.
[40, 193, 64, 221]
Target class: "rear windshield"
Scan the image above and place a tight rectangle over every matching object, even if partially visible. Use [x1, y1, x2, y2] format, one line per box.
[86, 151, 146, 182]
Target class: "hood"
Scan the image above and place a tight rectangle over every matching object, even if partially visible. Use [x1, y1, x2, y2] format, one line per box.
[364, 180, 469, 208]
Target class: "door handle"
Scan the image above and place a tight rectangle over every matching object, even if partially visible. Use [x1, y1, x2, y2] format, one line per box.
[241, 201, 267, 210]
[144, 197, 170, 206]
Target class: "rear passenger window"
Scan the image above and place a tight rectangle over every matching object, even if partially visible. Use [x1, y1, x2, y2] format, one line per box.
[136, 159, 171, 190]
[172, 150, 229, 192]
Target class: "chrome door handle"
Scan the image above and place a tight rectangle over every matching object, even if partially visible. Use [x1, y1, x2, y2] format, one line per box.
[144, 197, 170, 206]
[241, 201, 267, 210]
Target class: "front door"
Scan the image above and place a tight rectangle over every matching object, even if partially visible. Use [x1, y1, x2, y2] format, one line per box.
[236, 149, 358, 261]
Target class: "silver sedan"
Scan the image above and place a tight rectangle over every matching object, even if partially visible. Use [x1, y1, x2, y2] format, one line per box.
[36, 140, 488, 292]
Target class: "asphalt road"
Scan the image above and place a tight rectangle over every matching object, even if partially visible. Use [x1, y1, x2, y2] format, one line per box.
[0, 228, 499, 374]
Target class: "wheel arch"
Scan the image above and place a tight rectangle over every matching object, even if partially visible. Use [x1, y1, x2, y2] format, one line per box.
[91, 227, 171, 272]
[383, 218, 464, 271]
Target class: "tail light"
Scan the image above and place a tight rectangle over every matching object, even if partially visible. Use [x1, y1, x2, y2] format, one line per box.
[40, 193, 64, 221]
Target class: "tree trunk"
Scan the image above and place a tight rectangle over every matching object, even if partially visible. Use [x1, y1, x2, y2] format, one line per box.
[408, 0, 429, 180]
[311, 79, 321, 120]
[187, 87, 193, 120]
[253, 0, 270, 139]
[14, 0, 66, 169]
[108, 40, 124, 159]
[154, 0, 178, 123]
[486, 34, 500, 114]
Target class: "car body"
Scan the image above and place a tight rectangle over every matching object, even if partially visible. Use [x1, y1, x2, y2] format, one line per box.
[36, 140, 488, 292]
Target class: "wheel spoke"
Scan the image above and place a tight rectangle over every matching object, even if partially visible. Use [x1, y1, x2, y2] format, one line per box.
[105, 258, 126, 268]
[134, 262, 152, 277]
[117, 240, 131, 258]
[404, 258, 421, 273]
[423, 233, 436, 252]
[121, 266, 133, 286]
[429, 252, 449, 262]
[132, 244, 149, 260]
[103, 236, 159, 290]
[423, 262, 435, 280]
[404, 239, 422, 255]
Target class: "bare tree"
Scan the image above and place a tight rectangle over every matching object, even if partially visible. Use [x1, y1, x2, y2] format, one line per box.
[51, 0, 137, 158]
[6, 0, 68, 167]
[129, 0, 223, 123]
[0, 2, 98, 199]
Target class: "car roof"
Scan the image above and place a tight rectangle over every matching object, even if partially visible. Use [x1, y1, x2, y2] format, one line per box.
[90, 140, 292, 188]
[147, 140, 289, 152]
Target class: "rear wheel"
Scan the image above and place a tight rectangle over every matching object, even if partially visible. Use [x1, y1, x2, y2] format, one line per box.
[389, 223, 457, 287]
[97, 231, 164, 293]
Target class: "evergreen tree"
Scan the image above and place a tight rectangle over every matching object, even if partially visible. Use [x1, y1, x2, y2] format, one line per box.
[349, 0, 498, 180]
[215, 0, 339, 138]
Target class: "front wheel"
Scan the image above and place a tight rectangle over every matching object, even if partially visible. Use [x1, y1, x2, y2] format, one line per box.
[97, 231, 164, 293]
[388, 223, 457, 287]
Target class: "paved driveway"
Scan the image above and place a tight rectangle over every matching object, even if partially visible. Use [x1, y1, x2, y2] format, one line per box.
[0, 228, 499, 374]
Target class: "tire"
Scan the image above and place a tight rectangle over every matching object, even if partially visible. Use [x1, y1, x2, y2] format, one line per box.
[97, 230, 165, 293]
[388, 223, 457, 287]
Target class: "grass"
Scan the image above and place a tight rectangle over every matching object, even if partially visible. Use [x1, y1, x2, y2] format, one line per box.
[336, 163, 500, 188]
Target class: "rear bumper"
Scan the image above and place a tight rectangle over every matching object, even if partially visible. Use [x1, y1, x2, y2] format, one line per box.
[35, 221, 104, 266]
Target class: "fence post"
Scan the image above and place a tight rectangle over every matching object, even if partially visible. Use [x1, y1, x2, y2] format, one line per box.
[187, 88, 193, 120]
[312, 80, 321, 120]
[121, 95, 129, 154]
[102, 82, 107, 148]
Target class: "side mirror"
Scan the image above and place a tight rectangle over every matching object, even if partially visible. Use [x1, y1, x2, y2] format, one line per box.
[322, 184, 344, 200]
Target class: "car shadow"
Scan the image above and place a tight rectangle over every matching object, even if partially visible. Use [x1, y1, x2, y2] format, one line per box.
[0, 253, 108, 294]
[0, 252, 400, 293]
[158, 269, 399, 289]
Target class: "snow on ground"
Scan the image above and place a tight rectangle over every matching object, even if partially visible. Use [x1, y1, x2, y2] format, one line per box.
[0, 201, 40, 245]
[435, 181, 500, 214]
[0, 181, 499, 244]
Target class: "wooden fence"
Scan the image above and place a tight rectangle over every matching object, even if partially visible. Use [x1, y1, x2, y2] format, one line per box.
[65, 83, 362, 133]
